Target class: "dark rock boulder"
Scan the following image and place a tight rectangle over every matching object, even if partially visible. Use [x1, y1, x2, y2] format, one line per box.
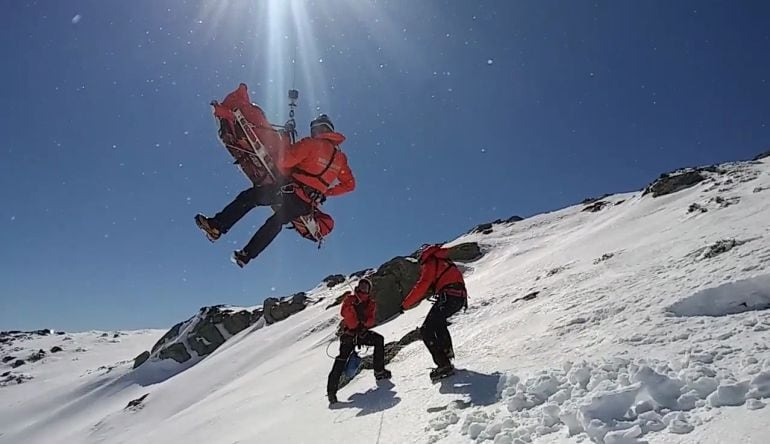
[581, 194, 611, 205]
[582, 201, 609, 213]
[50, 346, 63, 353]
[643, 170, 706, 197]
[125, 393, 149, 411]
[11, 359, 25, 368]
[323, 274, 346, 288]
[264, 293, 308, 324]
[158, 343, 191, 364]
[133, 351, 150, 369]
[2, 356, 15, 363]
[470, 222, 494, 235]
[28, 350, 45, 363]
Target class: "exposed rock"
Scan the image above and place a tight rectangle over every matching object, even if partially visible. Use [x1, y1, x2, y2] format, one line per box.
[55, 331, 66, 335]
[582, 201, 609, 213]
[593, 253, 616, 264]
[350, 268, 374, 279]
[133, 351, 150, 369]
[150, 321, 184, 354]
[28, 349, 45, 363]
[50, 346, 63, 353]
[702, 239, 742, 260]
[581, 194, 611, 205]
[643, 170, 706, 197]
[753, 149, 770, 161]
[11, 360, 25, 368]
[125, 393, 149, 411]
[2, 356, 15, 363]
[469, 216, 523, 234]
[158, 343, 191, 363]
[446, 242, 483, 262]
[470, 222, 494, 235]
[264, 293, 308, 324]
[326, 292, 348, 310]
[1, 371, 9, 377]
[323, 274, 346, 288]
[31, 329, 53, 336]
[100, 333, 110, 338]
[688, 203, 708, 213]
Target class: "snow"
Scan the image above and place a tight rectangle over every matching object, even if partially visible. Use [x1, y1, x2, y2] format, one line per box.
[2, 159, 770, 443]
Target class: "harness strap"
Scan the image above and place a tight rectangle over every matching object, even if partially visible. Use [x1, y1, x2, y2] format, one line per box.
[293, 142, 339, 189]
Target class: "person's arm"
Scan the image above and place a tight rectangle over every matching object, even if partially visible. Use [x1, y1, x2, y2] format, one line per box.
[401, 261, 435, 310]
[363, 299, 377, 328]
[326, 158, 355, 197]
[340, 297, 359, 330]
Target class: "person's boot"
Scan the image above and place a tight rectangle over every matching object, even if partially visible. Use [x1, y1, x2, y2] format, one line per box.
[195, 214, 221, 242]
[374, 369, 392, 381]
[430, 364, 455, 382]
[327, 393, 338, 406]
[232, 250, 251, 268]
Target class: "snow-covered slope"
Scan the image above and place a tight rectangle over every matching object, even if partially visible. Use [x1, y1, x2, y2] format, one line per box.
[2, 159, 770, 444]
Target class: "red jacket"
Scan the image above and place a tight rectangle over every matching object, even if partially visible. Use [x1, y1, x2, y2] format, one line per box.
[402, 246, 466, 310]
[277, 133, 355, 198]
[340, 290, 376, 331]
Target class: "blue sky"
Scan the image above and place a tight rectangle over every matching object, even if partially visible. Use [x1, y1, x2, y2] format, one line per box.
[1, 1, 768, 332]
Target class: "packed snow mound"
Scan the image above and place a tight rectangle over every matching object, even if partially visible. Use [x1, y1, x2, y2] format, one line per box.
[2, 159, 770, 444]
[667, 274, 770, 317]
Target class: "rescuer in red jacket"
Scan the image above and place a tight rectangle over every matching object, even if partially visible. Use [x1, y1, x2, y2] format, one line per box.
[401, 244, 468, 381]
[195, 114, 355, 267]
[326, 278, 391, 405]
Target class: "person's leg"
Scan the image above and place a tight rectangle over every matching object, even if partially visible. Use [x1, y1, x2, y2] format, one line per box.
[420, 303, 451, 368]
[327, 335, 355, 400]
[241, 192, 312, 259]
[358, 331, 386, 372]
[434, 297, 465, 361]
[210, 185, 279, 233]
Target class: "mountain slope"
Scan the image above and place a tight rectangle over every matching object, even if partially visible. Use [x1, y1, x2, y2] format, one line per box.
[2, 159, 770, 444]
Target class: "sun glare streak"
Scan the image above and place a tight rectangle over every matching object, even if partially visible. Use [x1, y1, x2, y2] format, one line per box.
[290, 2, 327, 119]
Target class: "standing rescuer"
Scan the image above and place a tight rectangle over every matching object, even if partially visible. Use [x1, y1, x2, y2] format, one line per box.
[326, 278, 391, 405]
[401, 244, 468, 381]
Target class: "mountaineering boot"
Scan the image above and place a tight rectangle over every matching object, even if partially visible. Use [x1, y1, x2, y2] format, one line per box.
[430, 364, 455, 382]
[374, 369, 392, 381]
[232, 250, 250, 268]
[327, 393, 338, 406]
[195, 214, 221, 242]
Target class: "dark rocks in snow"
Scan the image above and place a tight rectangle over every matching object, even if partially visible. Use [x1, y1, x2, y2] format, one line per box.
[581, 194, 611, 205]
[593, 253, 616, 265]
[688, 203, 708, 214]
[644, 170, 706, 197]
[133, 351, 150, 369]
[582, 201, 609, 213]
[11, 360, 25, 368]
[158, 343, 192, 364]
[513, 291, 540, 304]
[691, 238, 749, 261]
[50, 346, 63, 353]
[28, 350, 45, 363]
[55, 331, 66, 335]
[753, 149, 770, 161]
[471, 222, 494, 235]
[125, 393, 149, 411]
[349, 268, 374, 279]
[323, 274, 346, 288]
[264, 293, 308, 324]
[469, 215, 523, 234]
[100, 333, 110, 338]
[1, 371, 9, 377]
[712, 196, 740, 208]
[2, 356, 15, 363]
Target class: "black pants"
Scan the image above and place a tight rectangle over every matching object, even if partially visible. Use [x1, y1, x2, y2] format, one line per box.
[211, 184, 312, 259]
[420, 295, 466, 368]
[327, 330, 385, 396]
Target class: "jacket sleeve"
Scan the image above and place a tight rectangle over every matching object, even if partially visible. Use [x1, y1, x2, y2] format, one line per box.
[340, 297, 359, 330]
[363, 299, 377, 328]
[401, 261, 436, 310]
[278, 139, 310, 171]
[326, 158, 355, 197]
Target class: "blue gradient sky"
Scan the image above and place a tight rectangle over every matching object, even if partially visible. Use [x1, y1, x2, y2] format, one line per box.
[1, 1, 769, 331]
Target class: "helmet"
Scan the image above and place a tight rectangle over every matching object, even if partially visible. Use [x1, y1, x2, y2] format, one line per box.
[310, 114, 335, 132]
[418, 244, 442, 263]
